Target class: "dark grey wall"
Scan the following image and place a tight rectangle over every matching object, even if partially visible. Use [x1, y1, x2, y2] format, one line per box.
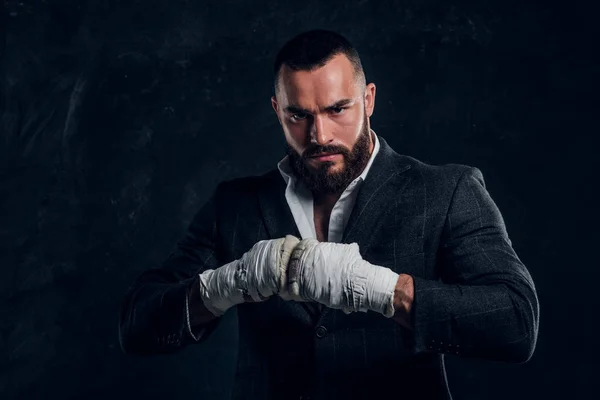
[1, 0, 597, 399]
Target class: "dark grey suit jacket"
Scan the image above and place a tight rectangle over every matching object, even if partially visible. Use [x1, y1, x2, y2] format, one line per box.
[119, 136, 539, 400]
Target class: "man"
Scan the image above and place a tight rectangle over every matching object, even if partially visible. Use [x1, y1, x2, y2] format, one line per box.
[119, 30, 540, 400]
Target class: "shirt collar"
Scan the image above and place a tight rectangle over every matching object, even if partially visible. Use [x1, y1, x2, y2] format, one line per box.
[277, 129, 381, 187]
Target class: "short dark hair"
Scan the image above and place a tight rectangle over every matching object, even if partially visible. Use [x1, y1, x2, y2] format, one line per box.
[273, 29, 365, 95]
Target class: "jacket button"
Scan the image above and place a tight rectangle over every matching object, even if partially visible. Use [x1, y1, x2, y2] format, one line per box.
[315, 326, 327, 338]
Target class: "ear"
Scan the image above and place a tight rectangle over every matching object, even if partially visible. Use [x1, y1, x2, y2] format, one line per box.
[364, 82, 376, 118]
[271, 96, 282, 125]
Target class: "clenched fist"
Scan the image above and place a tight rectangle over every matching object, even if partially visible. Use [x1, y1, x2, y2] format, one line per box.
[281, 239, 400, 318]
[197, 235, 300, 316]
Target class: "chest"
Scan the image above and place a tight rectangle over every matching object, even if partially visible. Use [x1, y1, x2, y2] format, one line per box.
[222, 178, 439, 280]
[313, 206, 332, 242]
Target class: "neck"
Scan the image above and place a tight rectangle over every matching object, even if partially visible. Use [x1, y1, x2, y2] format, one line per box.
[313, 192, 341, 210]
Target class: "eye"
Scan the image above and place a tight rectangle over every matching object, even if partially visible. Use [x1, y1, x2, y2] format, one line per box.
[331, 107, 346, 114]
[291, 113, 307, 121]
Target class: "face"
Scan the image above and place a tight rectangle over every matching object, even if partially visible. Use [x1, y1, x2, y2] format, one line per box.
[271, 53, 377, 196]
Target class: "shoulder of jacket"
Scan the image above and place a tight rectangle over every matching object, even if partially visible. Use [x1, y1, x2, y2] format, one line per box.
[396, 154, 480, 182]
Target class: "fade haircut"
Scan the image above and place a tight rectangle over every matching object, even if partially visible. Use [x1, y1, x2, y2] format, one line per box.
[273, 29, 366, 96]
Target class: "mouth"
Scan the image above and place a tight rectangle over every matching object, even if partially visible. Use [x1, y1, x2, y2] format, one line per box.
[308, 153, 342, 162]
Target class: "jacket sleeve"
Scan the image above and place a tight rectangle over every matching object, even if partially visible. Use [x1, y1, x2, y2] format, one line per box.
[409, 167, 540, 363]
[118, 184, 224, 356]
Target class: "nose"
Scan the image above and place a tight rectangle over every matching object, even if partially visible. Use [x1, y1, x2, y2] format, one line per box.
[308, 115, 333, 146]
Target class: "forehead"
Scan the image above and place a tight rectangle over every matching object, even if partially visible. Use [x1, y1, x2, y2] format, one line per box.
[276, 53, 361, 107]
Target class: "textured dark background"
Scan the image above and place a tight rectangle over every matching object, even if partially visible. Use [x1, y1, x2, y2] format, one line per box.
[1, 0, 598, 399]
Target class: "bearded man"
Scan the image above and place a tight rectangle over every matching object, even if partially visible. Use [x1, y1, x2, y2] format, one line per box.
[119, 29, 539, 400]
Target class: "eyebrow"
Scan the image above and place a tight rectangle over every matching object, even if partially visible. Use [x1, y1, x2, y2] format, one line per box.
[284, 98, 355, 114]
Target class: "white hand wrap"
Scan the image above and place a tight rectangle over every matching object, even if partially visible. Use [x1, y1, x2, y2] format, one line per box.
[285, 239, 399, 318]
[197, 235, 300, 316]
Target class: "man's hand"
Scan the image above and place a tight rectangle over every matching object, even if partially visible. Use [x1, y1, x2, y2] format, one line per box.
[197, 235, 300, 316]
[237, 235, 300, 302]
[280, 239, 400, 318]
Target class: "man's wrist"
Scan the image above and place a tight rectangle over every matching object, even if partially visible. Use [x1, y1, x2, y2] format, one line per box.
[185, 274, 220, 345]
[185, 284, 208, 341]
[391, 274, 414, 330]
[351, 260, 399, 317]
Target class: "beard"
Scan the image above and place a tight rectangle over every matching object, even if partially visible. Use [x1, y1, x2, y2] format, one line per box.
[286, 114, 372, 196]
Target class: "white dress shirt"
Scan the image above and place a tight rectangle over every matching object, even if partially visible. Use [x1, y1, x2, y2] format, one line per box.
[277, 129, 381, 243]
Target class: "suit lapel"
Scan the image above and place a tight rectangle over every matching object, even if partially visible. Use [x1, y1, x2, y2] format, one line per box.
[257, 170, 301, 240]
[320, 136, 412, 322]
[342, 136, 412, 249]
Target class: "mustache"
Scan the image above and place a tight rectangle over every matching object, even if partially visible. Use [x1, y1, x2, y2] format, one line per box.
[301, 145, 349, 159]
